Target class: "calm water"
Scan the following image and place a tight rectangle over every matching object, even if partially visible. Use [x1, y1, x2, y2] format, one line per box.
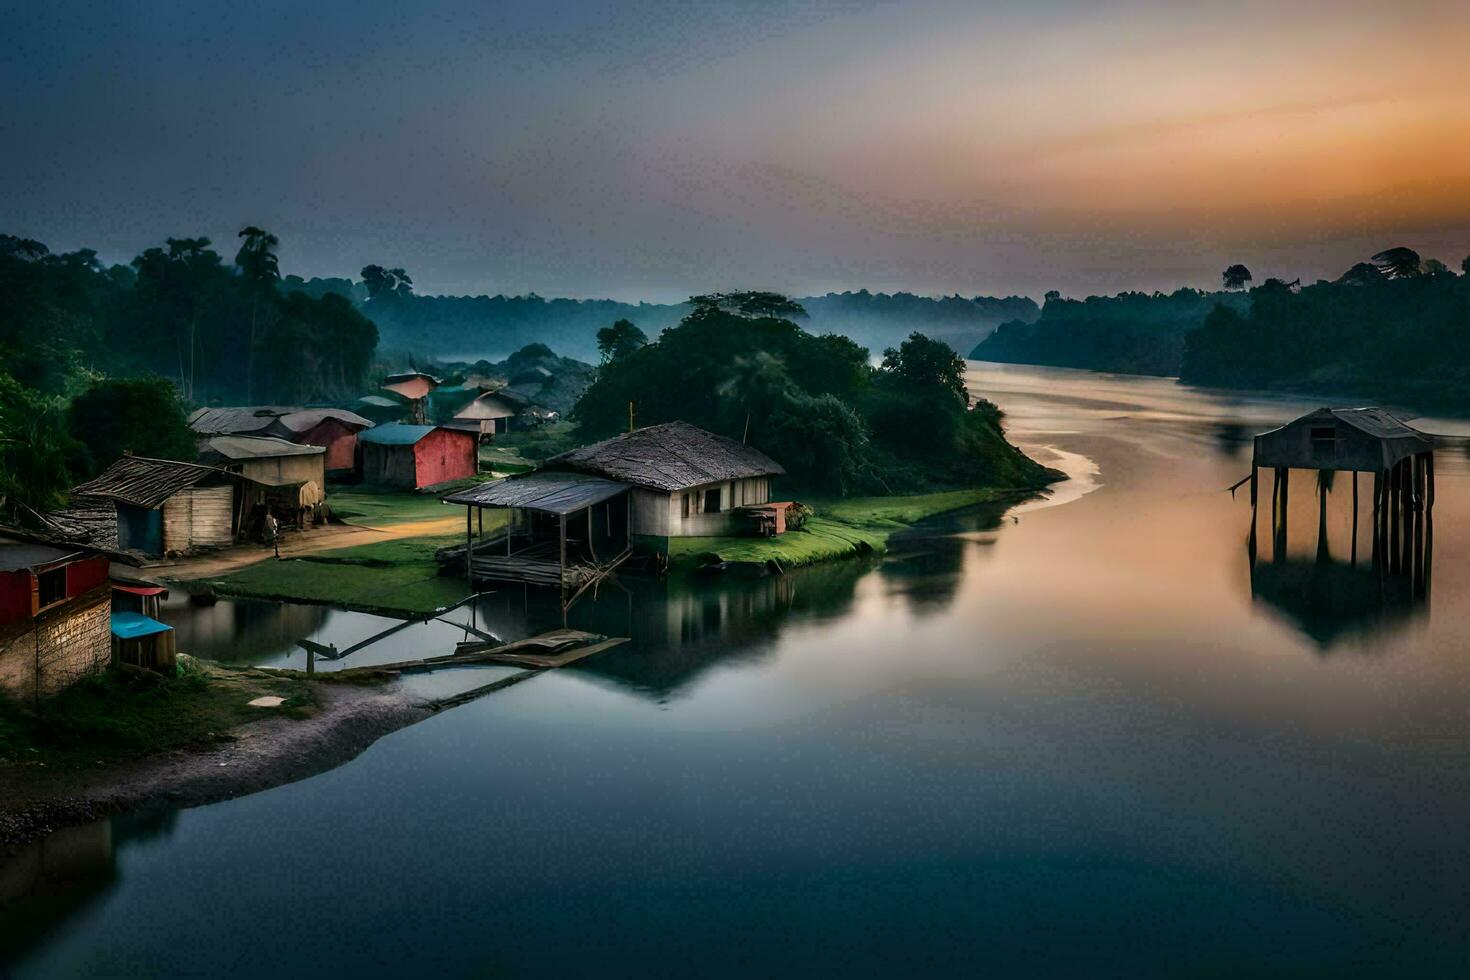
[8, 363, 1470, 977]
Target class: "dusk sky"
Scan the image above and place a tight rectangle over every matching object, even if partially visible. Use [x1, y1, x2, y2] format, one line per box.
[4, 0, 1468, 301]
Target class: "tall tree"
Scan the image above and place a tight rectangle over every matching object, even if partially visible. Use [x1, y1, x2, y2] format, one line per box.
[236, 226, 281, 402]
[66, 377, 197, 477]
[595, 318, 647, 364]
[361, 264, 414, 302]
[1222, 264, 1253, 290]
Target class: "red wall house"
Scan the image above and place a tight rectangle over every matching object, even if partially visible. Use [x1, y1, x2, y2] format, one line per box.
[1, 537, 113, 699]
[297, 417, 361, 474]
[358, 424, 478, 490]
[412, 427, 478, 488]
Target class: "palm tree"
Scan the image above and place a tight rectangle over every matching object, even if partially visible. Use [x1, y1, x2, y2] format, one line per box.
[1370, 247, 1422, 280]
[236, 227, 281, 402]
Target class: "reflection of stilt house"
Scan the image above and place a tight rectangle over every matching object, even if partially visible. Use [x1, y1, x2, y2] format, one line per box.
[1249, 407, 1434, 595]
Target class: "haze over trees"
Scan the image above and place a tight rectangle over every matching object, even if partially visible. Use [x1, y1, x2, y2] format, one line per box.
[0, 228, 380, 522]
[573, 293, 1054, 495]
[295, 271, 1039, 363]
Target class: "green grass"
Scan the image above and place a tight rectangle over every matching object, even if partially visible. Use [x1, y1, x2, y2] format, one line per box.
[196, 558, 467, 616]
[669, 488, 1019, 571]
[191, 517, 512, 615]
[0, 656, 328, 767]
[329, 489, 466, 527]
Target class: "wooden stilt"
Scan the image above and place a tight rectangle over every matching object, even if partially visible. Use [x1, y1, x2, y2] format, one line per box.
[465, 506, 473, 583]
[1350, 470, 1359, 567]
[1248, 466, 1258, 561]
[1371, 470, 1383, 565]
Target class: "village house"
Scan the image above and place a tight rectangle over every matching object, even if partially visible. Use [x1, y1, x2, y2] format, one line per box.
[428, 384, 527, 438]
[381, 372, 440, 424]
[0, 533, 113, 700]
[443, 422, 787, 596]
[546, 421, 786, 548]
[350, 394, 407, 426]
[188, 406, 373, 475]
[358, 423, 479, 490]
[72, 457, 238, 557]
[197, 435, 328, 533]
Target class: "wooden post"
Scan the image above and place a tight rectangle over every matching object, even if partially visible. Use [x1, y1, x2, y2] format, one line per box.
[559, 513, 567, 585]
[1373, 469, 1386, 565]
[1389, 460, 1401, 574]
[1350, 470, 1359, 567]
[586, 505, 598, 563]
[1248, 466, 1258, 562]
[465, 506, 473, 582]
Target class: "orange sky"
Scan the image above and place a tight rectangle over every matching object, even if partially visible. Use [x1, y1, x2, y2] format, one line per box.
[4, 0, 1469, 298]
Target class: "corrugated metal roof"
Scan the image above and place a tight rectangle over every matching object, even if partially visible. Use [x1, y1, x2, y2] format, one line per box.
[360, 423, 447, 446]
[547, 421, 784, 492]
[73, 456, 231, 509]
[355, 395, 401, 408]
[201, 435, 326, 460]
[0, 535, 81, 572]
[189, 406, 371, 436]
[443, 473, 630, 514]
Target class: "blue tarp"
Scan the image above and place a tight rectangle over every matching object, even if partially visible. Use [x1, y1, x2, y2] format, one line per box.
[111, 612, 173, 639]
[360, 423, 437, 446]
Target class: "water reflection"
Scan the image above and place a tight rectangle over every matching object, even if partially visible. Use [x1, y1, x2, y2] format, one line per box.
[1246, 468, 1431, 649]
[0, 811, 178, 964]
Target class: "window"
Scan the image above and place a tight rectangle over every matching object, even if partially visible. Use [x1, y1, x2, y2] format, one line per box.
[1310, 425, 1336, 457]
[36, 566, 66, 608]
[704, 487, 722, 513]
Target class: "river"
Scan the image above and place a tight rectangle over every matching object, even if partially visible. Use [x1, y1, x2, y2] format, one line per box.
[6, 363, 1470, 976]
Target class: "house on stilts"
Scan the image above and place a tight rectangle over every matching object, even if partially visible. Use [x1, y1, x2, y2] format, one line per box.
[1247, 407, 1435, 594]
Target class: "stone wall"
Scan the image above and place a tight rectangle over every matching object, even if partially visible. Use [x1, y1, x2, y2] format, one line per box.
[0, 589, 112, 701]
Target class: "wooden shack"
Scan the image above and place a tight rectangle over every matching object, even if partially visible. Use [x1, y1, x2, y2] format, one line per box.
[428, 385, 524, 437]
[1249, 407, 1434, 587]
[72, 457, 237, 557]
[442, 472, 633, 603]
[358, 423, 479, 490]
[189, 407, 373, 475]
[197, 435, 328, 533]
[381, 372, 440, 424]
[542, 421, 786, 552]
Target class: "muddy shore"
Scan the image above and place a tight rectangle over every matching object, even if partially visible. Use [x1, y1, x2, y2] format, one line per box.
[0, 680, 434, 853]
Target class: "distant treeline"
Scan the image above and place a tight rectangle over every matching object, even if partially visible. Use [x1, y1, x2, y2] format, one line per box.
[286, 273, 1038, 362]
[2, 231, 377, 406]
[0, 229, 378, 523]
[971, 288, 1249, 375]
[972, 249, 1470, 412]
[1181, 254, 1470, 409]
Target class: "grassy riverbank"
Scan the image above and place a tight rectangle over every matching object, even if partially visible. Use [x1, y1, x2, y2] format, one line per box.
[670, 487, 1032, 571]
[0, 656, 335, 769]
[183, 530, 488, 616]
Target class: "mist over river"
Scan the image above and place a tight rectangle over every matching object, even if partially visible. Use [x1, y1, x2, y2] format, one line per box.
[7, 363, 1470, 977]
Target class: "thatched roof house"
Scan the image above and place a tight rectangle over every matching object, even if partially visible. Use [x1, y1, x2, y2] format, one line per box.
[544, 421, 784, 542]
[73, 456, 237, 556]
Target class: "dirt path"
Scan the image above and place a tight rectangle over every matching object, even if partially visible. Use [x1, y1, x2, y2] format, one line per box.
[146, 516, 466, 581]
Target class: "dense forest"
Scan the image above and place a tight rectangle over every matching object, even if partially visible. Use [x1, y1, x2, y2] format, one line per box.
[572, 292, 1057, 496]
[971, 287, 1249, 375]
[0, 229, 379, 523]
[289, 274, 1038, 362]
[1181, 250, 1470, 408]
[973, 250, 1470, 412]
